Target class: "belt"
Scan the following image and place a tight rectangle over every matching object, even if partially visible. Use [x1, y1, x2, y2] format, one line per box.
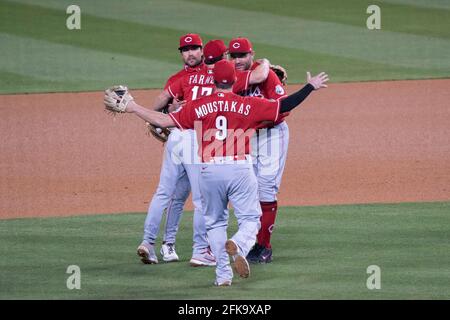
[207, 154, 253, 164]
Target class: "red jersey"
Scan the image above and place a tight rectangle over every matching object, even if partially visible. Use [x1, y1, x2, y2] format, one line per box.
[167, 64, 215, 102]
[232, 70, 252, 94]
[163, 63, 208, 89]
[170, 64, 250, 97]
[234, 62, 288, 126]
[163, 69, 186, 91]
[169, 92, 280, 162]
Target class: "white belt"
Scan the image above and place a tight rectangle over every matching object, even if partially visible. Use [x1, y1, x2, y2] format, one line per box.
[207, 155, 253, 164]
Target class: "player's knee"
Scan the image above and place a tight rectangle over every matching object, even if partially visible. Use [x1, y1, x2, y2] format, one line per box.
[152, 191, 171, 205]
[258, 190, 278, 202]
[258, 180, 278, 202]
[259, 194, 277, 203]
[155, 184, 176, 198]
[204, 216, 227, 231]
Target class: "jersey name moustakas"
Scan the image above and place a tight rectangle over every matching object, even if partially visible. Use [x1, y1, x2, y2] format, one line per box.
[194, 100, 251, 118]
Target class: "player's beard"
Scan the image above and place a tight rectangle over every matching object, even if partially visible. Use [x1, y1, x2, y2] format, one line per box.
[185, 55, 202, 67]
[235, 59, 252, 71]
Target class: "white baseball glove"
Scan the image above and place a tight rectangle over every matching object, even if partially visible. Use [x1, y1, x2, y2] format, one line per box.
[103, 85, 134, 113]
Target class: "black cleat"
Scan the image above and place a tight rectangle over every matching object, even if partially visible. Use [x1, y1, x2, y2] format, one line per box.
[247, 243, 264, 264]
[257, 247, 273, 264]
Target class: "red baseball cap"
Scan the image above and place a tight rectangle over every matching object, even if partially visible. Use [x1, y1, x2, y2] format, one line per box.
[204, 40, 227, 62]
[228, 37, 253, 54]
[213, 60, 236, 84]
[179, 33, 203, 50]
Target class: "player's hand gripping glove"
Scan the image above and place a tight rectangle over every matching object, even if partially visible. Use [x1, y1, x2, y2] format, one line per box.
[103, 85, 134, 113]
[146, 122, 171, 143]
[270, 64, 288, 86]
[145, 96, 185, 143]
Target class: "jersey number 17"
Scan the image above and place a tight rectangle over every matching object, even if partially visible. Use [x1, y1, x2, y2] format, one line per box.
[191, 86, 213, 101]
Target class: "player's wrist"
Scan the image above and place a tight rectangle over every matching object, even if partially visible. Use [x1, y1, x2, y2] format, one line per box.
[126, 100, 137, 113]
[305, 83, 316, 90]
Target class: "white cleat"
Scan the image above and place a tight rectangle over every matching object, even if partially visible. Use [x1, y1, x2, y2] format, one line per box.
[160, 243, 179, 262]
[225, 239, 250, 278]
[190, 248, 216, 267]
[137, 242, 158, 264]
[214, 279, 232, 287]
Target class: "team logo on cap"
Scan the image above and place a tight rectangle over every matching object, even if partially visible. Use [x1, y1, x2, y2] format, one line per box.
[275, 85, 285, 95]
[222, 80, 228, 83]
[184, 36, 192, 43]
[232, 42, 240, 49]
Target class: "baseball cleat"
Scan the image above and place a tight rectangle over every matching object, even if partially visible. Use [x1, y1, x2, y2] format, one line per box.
[257, 247, 273, 264]
[225, 239, 250, 278]
[214, 279, 232, 287]
[246, 243, 264, 264]
[137, 242, 158, 264]
[160, 243, 179, 262]
[190, 248, 216, 267]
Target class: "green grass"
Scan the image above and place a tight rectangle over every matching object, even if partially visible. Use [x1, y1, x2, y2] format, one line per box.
[1, 202, 449, 299]
[0, 0, 449, 94]
[190, 0, 450, 39]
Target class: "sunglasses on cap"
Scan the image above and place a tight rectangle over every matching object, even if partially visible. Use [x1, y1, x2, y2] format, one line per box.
[229, 52, 250, 59]
[180, 45, 202, 52]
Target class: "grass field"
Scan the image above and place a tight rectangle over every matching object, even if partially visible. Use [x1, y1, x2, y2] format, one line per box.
[1, 202, 449, 300]
[0, 0, 449, 94]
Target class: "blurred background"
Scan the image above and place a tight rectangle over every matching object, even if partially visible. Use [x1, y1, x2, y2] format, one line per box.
[1, 0, 449, 94]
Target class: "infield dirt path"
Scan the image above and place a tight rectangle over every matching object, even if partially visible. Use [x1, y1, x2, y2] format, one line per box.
[1, 79, 449, 219]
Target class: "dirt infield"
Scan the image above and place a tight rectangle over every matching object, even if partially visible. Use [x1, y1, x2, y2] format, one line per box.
[1, 79, 449, 219]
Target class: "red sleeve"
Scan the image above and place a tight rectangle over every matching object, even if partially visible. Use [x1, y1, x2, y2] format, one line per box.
[248, 97, 280, 125]
[163, 73, 178, 90]
[163, 79, 172, 91]
[168, 103, 195, 130]
[232, 70, 251, 94]
[263, 70, 287, 100]
[167, 78, 184, 100]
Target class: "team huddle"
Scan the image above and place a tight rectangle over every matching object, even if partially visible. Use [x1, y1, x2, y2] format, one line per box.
[103, 33, 329, 286]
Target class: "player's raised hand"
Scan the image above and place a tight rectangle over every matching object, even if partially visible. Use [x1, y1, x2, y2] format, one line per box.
[307, 72, 329, 90]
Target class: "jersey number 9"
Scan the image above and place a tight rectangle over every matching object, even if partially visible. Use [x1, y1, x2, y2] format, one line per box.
[215, 116, 227, 141]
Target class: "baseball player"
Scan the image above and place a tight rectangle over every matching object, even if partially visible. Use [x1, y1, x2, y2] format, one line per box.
[104, 60, 329, 285]
[141, 39, 274, 264]
[203, 39, 271, 91]
[228, 37, 291, 264]
[137, 33, 216, 266]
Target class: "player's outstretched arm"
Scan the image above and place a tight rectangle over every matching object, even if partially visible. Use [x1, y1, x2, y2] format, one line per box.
[127, 100, 176, 128]
[279, 71, 329, 113]
[249, 58, 270, 85]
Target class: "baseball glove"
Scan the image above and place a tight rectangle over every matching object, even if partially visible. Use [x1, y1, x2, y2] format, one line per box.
[146, 101, 172, 143]
[270, 64, 288, 85]
[146, 122, 171, 143]
[104, 85, 134, 114]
